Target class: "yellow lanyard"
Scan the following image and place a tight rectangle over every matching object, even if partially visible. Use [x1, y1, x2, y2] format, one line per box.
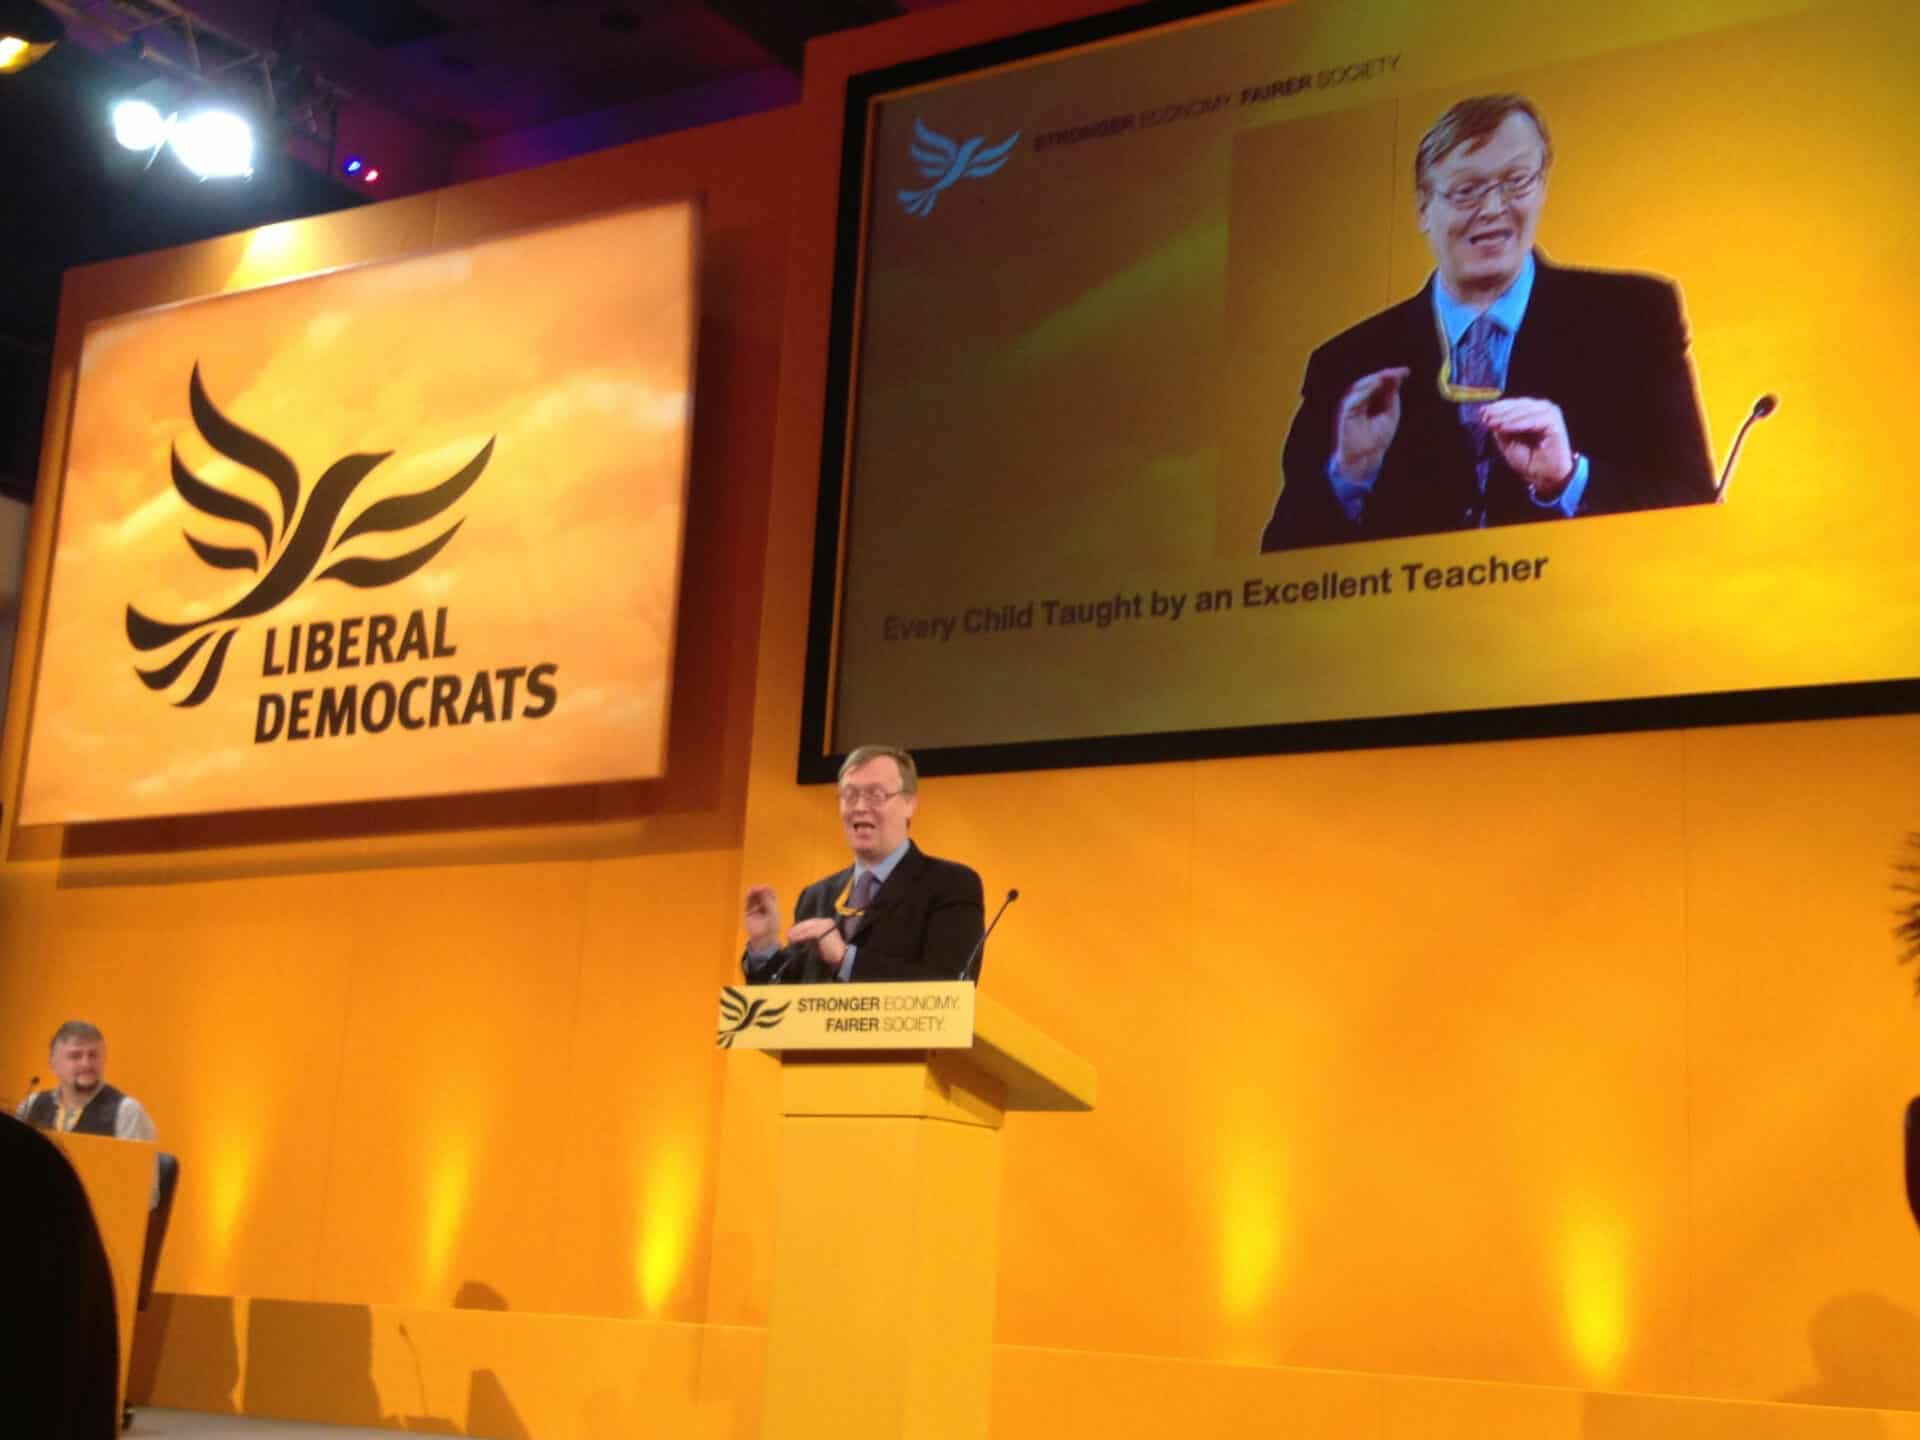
[833, 875, 867, 918]
[1434, 306, 1503, 403]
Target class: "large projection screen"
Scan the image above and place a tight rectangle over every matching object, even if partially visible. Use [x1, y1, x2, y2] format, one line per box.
[800, 0, 1920, 780]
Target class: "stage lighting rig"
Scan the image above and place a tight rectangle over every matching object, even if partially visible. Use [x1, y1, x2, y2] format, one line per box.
[40, 0, 351, 180]
[107, 74, 257, 180]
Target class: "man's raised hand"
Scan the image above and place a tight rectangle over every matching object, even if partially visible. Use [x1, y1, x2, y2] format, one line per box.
[1333, 366, 1412, 479]
[1481, 397, 1574, 497]
[744, 885, 781, 950]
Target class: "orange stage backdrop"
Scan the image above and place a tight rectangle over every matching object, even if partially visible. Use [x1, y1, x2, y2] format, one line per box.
[2, 1, 1920, 1436]
[20, 202, 697, 823]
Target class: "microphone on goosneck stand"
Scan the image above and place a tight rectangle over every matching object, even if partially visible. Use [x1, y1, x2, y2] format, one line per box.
[765, 941, 806, 984]
[960, 889, 1020, 984]
[21, 1075, 38, 1109]
[767, 914, 846, 984]
[1716, 393, 1779, 501]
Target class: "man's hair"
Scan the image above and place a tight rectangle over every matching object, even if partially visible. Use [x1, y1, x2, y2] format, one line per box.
[838, 745, 919, 795]
[1415, 94, 1552, 193]
[49, 1020, 103, 1054]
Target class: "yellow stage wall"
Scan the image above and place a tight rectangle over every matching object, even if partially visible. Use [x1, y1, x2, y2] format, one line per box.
[4, 1, 1920, 1435]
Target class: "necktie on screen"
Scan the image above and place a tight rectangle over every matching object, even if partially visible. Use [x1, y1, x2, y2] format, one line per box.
[1454, 313, 1504, 512]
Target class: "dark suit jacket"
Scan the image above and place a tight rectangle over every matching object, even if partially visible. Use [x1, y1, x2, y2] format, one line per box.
[743, 841, 986, 984]
[1261, 257, 1716, 551]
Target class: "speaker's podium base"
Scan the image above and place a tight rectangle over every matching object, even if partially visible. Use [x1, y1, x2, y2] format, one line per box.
[722, 984, 1095, 1440]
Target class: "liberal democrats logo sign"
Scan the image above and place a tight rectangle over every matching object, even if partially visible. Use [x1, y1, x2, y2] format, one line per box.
[121, 363, 564, 751]
[20, 199, 696, 825]
[128, 364, 491, 708]
[717, 987, 790, 1048]
[896, 117, 1020, 217]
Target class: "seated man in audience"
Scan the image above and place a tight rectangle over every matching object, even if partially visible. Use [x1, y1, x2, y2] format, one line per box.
[17, 1020, 157, 1141]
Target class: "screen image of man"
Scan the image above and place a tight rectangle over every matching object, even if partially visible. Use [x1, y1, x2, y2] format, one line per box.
[1260, 95, 1716, 552]
[741, 745, 986, 984]
[16, 1020, 157, 1141]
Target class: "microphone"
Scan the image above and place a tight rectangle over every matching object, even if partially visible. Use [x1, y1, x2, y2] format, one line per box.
[764, 946, 801, 985]
[764, 918, 846, 984]
[759, 908, 862, 985]
[959, 888, 1019, 984]
[1716, 393, 1779, 500]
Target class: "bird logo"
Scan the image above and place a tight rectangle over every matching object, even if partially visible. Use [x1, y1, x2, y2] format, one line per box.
[126, 363, 493, 708]
[716, 986, 791, 1048]
[896, 116, 1021, 218]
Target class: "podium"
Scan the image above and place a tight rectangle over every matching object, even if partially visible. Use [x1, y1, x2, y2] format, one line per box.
[722, 984, 1095, 1440]
[49, 1130, 156, 1419]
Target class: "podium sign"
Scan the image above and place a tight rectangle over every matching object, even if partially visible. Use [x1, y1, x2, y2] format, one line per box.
[716, 980, 975, 1050]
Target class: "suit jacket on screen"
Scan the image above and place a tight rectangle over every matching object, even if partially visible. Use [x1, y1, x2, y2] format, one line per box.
[743, 841, 986, 984]
[1261, 256, 1717, 551]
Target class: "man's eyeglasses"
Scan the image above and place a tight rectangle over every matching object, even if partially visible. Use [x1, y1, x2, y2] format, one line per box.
[1431, 168, 1543, 212]
[838, 785, 902, 808]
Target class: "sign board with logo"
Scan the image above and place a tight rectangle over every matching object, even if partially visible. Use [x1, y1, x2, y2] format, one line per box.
[716, 981, 978, 1051]
[19, 200, 699, 824]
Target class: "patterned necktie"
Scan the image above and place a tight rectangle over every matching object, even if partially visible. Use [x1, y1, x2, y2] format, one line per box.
[1454, 313, 1503, 513]
[843, 869, 877, 940]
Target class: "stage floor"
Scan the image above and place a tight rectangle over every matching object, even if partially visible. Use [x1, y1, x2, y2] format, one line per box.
[132, 1412, 410, 1439]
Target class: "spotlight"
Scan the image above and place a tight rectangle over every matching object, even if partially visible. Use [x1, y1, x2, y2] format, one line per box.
[171, 107, 255, 180]
[361, 168, 378, 184]
[112, 98, 172, 153]
[342, 156, 362, 175]
[0, 0, 61, 74]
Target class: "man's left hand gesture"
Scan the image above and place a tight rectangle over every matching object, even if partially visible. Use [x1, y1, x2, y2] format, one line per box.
[1481, 397, 1575, 499]
[786, 917, 847, 971]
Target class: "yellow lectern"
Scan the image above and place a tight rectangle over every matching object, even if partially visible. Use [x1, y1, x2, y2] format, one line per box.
[49, 1130, 156, 1419]
[732, 985, 1096, 1440]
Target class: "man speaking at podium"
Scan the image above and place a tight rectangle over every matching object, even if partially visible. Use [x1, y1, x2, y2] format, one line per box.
[741, 745, 985, 984]
[1260, 94, 1716, 551]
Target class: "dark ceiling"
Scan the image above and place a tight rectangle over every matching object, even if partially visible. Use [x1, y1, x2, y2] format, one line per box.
[0, 0, 963, 500]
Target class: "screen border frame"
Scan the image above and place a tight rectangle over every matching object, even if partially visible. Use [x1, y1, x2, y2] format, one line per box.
[794, 0, 1919, 784]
